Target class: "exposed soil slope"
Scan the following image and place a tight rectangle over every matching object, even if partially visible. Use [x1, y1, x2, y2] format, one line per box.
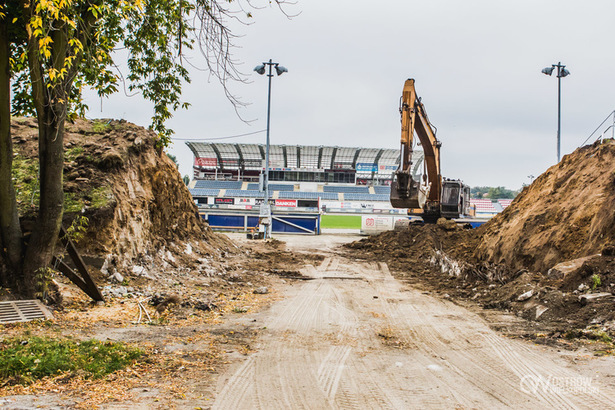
[475, 139, 615, 273]
[10, 117, 232, 280]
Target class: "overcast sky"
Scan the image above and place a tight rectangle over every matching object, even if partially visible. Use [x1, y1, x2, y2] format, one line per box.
[83, 0, 615, 189]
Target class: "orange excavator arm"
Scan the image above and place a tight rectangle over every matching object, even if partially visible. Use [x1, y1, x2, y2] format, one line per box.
[391, 79, 442, 209]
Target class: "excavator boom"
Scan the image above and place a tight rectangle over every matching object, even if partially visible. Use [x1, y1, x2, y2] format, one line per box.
[390, 79, 442, 213]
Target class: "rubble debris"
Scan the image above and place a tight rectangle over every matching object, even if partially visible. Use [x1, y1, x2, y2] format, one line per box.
[517, 290, 534, 301]
[579, 293, 613, 306]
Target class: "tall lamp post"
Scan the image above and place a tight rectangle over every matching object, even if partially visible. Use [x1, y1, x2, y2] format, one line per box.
[542, 62, 570, 162]
[254, 59, 288, 239]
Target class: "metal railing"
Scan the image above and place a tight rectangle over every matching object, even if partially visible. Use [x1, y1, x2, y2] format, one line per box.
[580, 110, 615, 146]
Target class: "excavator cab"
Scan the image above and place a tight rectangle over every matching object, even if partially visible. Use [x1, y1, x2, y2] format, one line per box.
[440, 179, 470, 219]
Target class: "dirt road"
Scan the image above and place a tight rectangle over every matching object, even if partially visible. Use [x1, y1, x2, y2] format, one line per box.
[213, 235, 615, 409]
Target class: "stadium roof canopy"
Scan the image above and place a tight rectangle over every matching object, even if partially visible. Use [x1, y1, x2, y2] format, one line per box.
[186, 142, 424, 175]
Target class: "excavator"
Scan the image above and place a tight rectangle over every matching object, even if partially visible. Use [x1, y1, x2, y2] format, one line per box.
[390, 78, 472, 223]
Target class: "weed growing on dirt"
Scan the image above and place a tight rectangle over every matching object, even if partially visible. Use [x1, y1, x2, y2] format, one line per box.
[591, 274, 602, 290]
[33, 267, 54, 301]
[63, 192, 83, 213]
[0, 337, 143, 385]
[565, 328, 613, 344]
[92, 119, 111, 133]
[65, 215, 89, 243]
[65, 145, 84, 161]
[90, 186, 113, 208]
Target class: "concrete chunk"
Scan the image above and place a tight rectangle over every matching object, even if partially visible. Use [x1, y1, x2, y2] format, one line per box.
[517, 289, 534, 301]
[548, 255, 600, 280]
[578, 292, 613, 306]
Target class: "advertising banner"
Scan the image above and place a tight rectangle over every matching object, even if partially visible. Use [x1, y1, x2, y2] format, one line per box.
[194, 157, 218, 167]
[361, 215, 393, 232]
[214, 198, 235, 205]
[356, 163, 378, 173]
[275, 199, 297, 207]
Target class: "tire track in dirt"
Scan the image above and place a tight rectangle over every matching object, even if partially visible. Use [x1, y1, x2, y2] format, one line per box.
[370, 260, 615, 409]
[213, 249, 615, 409]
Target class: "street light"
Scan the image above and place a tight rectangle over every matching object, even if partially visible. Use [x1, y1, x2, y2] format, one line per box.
[254, 59, 288, 239]
[542, 62, 570, 162]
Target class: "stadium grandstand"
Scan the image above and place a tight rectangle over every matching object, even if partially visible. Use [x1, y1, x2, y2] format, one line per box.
[186, 142, 425, 185]
[186, 142, 511, 233]
[186, 142, 426, 209]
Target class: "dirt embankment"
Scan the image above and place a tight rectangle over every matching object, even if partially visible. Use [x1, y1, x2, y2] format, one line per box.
[475, 139, 615, 273]
[348, 139, 615, 348]
[10, 117, 232, 282]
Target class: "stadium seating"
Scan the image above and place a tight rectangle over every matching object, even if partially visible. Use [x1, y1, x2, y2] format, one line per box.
[269, 184, 295, 191]
[189, 188, 220, 197]
[278, 192, 338, 200]
[343, 193, 390, 201]
[498, 199, 513, 209]
[373, 186, 391, 195]
[194, 180, 242, 189]
[224, 190, 264, 198]
[470, 199, 497, 212]
[323, 185, 369, 194]
[246, 183, 294, 191]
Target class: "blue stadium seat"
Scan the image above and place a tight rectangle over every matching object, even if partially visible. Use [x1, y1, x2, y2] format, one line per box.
[343, 193, 390, 202]
[194, 180, 243, 189]
[224, 190, 264, 198]
[189, 188, 220, 197]
[269, 184, 295, 191]
[323, 185, 369, 194]
[373, 186, 391, 195]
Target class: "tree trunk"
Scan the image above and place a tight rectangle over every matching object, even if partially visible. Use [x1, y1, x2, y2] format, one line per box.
[0, 16, 24, 287]
[20, 105, 65, 296]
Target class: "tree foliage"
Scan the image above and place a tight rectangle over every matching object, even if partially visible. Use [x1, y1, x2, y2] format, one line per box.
[0, 0, 286, 295]
[471, 186, 518, 199]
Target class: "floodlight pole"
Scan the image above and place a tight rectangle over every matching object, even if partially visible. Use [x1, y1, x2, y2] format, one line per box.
[557, 67, 562, 162]
[254, 59, 287, 239]
[264, 61, 273, 239]
[542, 62, 570, 162]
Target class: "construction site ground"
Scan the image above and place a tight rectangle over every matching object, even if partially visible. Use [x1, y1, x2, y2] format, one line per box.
[3, 234, 615, 409]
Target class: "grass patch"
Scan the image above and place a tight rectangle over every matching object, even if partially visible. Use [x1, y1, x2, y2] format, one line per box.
[320, 214, 362, 229]
[90, 185, 113, 208]
[64, 192, 83, 213]
[0, 336, 143, 385]
[92, 119, 111, 133]
[65, 145, 85, 162]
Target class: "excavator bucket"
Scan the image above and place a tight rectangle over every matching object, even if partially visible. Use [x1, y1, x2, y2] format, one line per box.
[390, 171, 428, 209]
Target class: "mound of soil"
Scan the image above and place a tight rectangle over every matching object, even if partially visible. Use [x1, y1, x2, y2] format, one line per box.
[10, 117, 232, 283]
[347, 219, 479, 276]
[476, 139, 615, 274]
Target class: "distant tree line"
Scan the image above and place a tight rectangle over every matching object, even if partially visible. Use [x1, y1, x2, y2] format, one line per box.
[471, 186, 518, 199]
